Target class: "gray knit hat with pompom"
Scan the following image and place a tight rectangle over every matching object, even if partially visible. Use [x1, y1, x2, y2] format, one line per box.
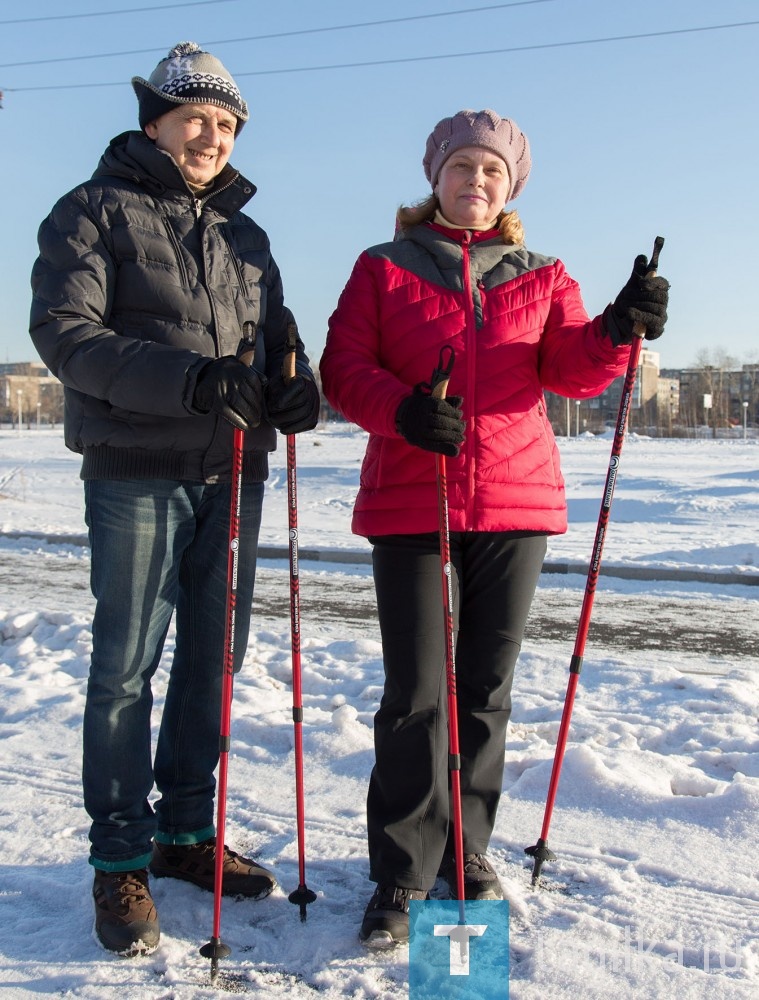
[132, 42, 249, 134]
[423, 109, 531, 202]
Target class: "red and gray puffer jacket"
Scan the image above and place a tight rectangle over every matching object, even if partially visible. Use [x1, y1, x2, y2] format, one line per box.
[320, 222, 631, 538]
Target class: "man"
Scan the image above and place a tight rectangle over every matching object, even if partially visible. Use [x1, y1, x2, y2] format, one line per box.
[30, 42, 319, 955]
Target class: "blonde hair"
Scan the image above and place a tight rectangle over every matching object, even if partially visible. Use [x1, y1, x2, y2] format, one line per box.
[396, 194, 525, 245]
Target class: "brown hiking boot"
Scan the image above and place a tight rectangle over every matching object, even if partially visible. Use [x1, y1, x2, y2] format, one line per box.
[93, 868, 160, 955]
[149, 837, 276, 899]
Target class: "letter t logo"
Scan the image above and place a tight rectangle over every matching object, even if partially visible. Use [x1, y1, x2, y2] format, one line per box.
[434, 923, 488, 975]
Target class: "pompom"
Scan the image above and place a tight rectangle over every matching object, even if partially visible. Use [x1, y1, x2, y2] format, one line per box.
[168, 41, 201, 58]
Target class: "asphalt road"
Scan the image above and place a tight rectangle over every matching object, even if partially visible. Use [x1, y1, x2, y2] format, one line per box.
[2, 544, 757, 662]
[254, 563, 759, 661]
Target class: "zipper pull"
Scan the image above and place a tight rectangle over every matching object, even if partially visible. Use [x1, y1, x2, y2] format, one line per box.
[194, 198, 202, 219]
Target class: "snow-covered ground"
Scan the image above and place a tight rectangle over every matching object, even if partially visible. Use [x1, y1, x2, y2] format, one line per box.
[1, 425, 757, 999]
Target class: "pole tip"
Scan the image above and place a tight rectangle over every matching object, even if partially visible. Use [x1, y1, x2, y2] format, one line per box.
[200, 937, 231, 980]
[289, 884, 317, 921]
[524, 839, 557, 887]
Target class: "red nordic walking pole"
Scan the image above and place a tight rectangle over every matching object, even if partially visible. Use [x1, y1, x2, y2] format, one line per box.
[283, 322, 318, 921]
[430, 345, 467, 922]
[525, 237, 665, 886]
[200, 320, 257, 981]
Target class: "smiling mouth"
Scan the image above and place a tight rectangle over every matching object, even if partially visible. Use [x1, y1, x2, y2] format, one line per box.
[188, 149, 215, 162]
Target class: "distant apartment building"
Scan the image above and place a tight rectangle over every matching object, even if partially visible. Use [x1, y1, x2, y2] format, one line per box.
[4, 355, 757, 436]
[665, 363, 759, 435]
[545, 349, 758, 437]
[0, 361, 64, 427]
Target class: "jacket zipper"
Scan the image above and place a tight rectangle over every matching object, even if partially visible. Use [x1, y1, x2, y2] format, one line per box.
[460, 232, 477, 519]
[163, 216, 190, 286]
[192, 170, 239, 218]
[191, 176, 241, 356]
[225, 229, 247, 296]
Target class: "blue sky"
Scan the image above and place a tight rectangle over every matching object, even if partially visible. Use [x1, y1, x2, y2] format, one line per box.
[1, 0, 757, 371]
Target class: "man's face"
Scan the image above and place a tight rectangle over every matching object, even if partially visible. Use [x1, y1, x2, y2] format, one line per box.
[145, 103, 237, 187]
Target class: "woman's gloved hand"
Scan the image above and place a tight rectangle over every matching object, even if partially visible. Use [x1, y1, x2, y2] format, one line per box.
[604, 254, 670, 346]
[396, 384, 465, 457]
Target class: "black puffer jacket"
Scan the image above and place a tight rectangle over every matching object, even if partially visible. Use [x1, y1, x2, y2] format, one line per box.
[30, 130, 312, 482]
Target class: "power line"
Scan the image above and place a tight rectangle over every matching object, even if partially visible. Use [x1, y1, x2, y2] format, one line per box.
[0, 0, 241, 25]
[232, 20, 759, 77]
[3, 20, 758, 93]
[0, 2, 553, 69]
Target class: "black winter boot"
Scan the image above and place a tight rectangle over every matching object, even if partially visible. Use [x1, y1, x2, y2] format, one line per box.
[359, 884, 428, 948]
[438, 853, 504, 900]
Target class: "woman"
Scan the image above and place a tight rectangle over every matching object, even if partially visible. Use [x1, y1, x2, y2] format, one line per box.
[320, 108, 668, 947]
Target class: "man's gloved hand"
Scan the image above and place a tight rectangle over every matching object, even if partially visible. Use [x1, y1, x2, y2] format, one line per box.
[604, 254, 670, 346]
[396, 385, 465, 457]
[264, 374, 320, 434]
[193, 356, 264, 432]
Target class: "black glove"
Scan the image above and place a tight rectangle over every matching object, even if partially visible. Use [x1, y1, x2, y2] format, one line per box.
[396, 385, 465, 457]
[193, 356, 264, 432]
[604, 254, 670, 346]
[264, 374, 320, 434]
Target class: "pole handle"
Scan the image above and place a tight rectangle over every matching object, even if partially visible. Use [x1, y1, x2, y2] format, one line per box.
[430, 345, 455, 400]
[632, 236, 665, 339]
[283, 322, 298, 385]
[237, 320, 257, 367]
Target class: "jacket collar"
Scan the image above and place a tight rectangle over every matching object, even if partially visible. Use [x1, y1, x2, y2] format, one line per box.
[427, 220, 501, 243]
[401, 222, 525, 280]
[92, 130, 257, 217]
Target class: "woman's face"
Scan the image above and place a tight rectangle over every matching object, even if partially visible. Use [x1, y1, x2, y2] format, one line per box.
[435, 147, 511, 228]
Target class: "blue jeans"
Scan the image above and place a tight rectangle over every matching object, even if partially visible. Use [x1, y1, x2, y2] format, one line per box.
[83, 478, 264, 871]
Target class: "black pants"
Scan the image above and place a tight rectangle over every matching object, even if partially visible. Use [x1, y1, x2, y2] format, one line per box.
[367, 530, 547, 890]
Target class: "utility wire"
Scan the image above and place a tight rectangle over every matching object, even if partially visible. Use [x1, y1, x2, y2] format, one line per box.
[0, 0, 241, 25]
[3, 20, 758, 93]
[1, 2, 553, 68]
[232, 20, 759, 77]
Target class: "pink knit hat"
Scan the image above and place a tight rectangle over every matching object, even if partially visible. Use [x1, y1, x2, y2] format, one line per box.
[423, 109, 531, 202]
